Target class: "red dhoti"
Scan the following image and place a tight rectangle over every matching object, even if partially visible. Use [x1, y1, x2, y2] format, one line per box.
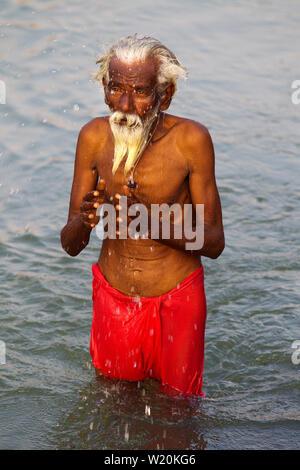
[90, 263, 207, 396]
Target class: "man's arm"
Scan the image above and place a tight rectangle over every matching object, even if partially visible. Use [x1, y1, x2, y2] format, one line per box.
[148, 122, 225, 258]
[186, 123, 225, 258]
[60, 119, 104, 257]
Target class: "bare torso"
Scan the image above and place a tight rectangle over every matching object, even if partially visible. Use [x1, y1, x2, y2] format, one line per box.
[94, 113, 202, 297]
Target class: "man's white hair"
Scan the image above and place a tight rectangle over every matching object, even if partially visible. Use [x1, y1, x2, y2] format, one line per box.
[94, 34, 187, 94]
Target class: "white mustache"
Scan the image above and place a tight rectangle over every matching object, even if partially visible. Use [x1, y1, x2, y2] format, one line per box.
[110, 111, 143, 129]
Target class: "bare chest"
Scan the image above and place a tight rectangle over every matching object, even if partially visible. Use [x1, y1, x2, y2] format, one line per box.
[96, 139, 190, 206]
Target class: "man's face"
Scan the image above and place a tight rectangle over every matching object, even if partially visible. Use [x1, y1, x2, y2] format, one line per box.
[104, 56, 160, 120]
[104, 56, 162, 176]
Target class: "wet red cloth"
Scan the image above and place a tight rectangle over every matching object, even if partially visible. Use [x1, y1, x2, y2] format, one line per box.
[90, 263, 207, 397]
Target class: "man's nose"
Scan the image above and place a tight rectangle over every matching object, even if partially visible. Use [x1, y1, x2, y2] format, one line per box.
[118, 91, 134, 113]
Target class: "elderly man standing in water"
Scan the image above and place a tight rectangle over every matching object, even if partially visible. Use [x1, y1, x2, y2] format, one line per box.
[60, 35, 225, 397]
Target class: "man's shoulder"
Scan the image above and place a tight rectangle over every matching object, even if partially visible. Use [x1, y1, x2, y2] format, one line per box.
[78, 116, 110, 146]
[165, 113, 211, 142]
[165, 113, 213, 155]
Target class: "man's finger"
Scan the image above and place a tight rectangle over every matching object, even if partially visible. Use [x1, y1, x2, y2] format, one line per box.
[96, 178, 105, 192]
[122, 184, 138, 202]
[122, 185, 131, 197]
[82, 190, 101, 202]
[80, 213, 98, 229]
[113, 193, 122, 208]
[81, 201, 100, 211]
[122, 185, 140, 205]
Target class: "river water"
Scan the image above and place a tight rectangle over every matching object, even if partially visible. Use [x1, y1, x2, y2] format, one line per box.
[0, 0, 299, 450]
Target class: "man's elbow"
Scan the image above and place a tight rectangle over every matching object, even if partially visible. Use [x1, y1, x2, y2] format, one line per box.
[209, 235, 225, 259]
[62, 246, 80, 257]
[60, 228, 80, 257]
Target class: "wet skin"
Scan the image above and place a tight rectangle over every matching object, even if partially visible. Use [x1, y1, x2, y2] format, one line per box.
[60, 56, 225, 297]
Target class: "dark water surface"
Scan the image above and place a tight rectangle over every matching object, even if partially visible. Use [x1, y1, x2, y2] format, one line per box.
[0, 0, 300, 449]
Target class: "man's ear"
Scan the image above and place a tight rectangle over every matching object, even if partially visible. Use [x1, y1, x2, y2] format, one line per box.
[159, 83, 175, 111]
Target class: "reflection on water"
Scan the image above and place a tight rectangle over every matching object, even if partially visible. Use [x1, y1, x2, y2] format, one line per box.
[1, 0, 300, 450]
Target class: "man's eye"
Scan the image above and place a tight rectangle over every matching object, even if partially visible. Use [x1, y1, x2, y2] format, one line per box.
[135, 89, 150, 96]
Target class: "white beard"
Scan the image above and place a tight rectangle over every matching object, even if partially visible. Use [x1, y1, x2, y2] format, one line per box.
[109, 103, 160, 176]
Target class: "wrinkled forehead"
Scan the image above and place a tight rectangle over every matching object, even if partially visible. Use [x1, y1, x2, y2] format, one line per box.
[108, 56, 158, 88]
